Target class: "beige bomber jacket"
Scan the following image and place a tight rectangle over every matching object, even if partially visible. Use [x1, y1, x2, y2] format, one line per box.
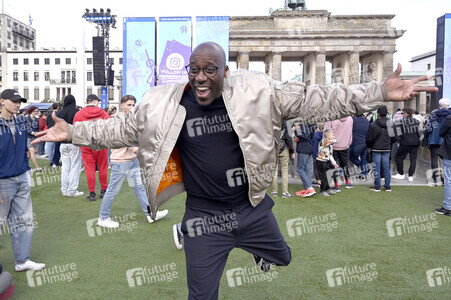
[67, 70, 388, 219]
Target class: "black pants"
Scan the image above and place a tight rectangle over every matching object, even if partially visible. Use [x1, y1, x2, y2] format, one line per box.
[316, 160, 333, 192]
[396, 145, 419, 176]
[181, 195, 291, 300]
[333, 149, 350, 181]
[429, 145, 444, 183]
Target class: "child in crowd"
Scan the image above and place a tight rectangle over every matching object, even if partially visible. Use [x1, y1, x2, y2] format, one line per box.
[316, 129, 339, 197]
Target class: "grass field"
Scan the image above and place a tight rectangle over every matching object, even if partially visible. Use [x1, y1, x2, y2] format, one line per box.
[1, 159, 450, 299]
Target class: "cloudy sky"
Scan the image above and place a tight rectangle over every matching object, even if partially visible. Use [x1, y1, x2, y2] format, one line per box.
[4, 0, 451, 79]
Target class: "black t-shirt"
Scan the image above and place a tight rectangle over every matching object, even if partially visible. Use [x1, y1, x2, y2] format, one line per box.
[176, 89, 249, 209]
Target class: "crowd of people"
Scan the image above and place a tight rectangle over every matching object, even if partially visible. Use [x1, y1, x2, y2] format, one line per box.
[276, 99, 451, 200]
[0, 41, 448, 299]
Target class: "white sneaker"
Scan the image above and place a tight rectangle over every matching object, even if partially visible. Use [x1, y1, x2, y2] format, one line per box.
[15, 260, 46, 272]
[67, 191, 84, 197]
[147, 209, 169, 223]
[62, 191, 68, 196]
[391, 173, 405, 180]
[408, 176, 414, 182]
[97, 217, 119, 228]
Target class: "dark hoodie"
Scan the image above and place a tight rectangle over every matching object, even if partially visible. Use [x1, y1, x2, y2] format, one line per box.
[57, 95, 79, 125]
[73, 103, 110, 124]
[366, 117, 391, 151]
[426, 108, 451, 145]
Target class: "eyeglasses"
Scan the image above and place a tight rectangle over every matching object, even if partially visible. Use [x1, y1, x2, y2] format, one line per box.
[185, 64, 225, 78]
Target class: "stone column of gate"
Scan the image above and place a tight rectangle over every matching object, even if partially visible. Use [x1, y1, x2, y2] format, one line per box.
[348, 52, 360, 85]
[383, 51, 395, 113]
[271, 52, 282, 81]
[237, 51, 250, 70]
[315, 52, 326, 85]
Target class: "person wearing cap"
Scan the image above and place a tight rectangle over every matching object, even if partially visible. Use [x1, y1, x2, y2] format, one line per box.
[0, 89, 46, 272]
[73, 94, 110, 201]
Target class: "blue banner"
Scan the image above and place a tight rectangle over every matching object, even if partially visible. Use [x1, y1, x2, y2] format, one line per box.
[100, 87, 108, 109]
[443, 14, 451, 99]
[123, 17, 156, 103]
[158, 17, 192, 85]
[195, 17, 229, 63]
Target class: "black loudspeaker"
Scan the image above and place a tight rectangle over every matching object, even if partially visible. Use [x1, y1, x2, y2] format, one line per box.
[107, 67, 114, 86]
[93, 36, 105, 86]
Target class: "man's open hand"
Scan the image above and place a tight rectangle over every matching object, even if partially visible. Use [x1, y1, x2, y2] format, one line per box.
[385, 64, 438, 101]
[32, 112, 69, 144]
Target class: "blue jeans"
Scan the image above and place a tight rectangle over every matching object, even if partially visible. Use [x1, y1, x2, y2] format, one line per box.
[0, 172, 34, 264]
[297, 153, 312, 189]
[99, 158, 149, 219]
[60, 144, 83, 194]
[45, 142, 55, 162]
[443, 158, 451, 210]
[349, 144, 368, 176]
[372, 152, 391, 188]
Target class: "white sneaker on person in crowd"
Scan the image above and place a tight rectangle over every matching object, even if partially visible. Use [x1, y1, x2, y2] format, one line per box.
[15, 260, 46, 272]
[408, 176, 414, 182]
[173, 224, 183, 250]
[67, 191, 84, 197]
[97, 217, 119, 228]
[391, 173, 405, 180]
[147, 209, 169, 223]
[62, 191, 68, 196]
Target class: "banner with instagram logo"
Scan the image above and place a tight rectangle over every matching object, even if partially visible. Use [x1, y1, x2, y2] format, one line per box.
[122, 17, 156, 104]
[158, 17, 192, 85]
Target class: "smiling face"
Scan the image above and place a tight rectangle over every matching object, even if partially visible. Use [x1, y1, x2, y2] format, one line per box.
[188, 42, 228, 106]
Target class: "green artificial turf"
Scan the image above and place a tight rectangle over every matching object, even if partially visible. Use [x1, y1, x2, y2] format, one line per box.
[1, 160, 450, 299]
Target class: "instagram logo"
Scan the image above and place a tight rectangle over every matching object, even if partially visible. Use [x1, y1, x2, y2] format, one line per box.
[166, 53, 184, 70]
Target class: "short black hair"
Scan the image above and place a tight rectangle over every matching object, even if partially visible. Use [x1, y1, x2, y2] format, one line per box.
[377, 105, 388, 117]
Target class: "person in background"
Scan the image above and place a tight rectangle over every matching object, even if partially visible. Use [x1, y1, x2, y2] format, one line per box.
[45, 103, 61, 168]
[350, 114, 370, 181]
[392, 107, 403, 123]
[324, 116, 354, 191]
[271, 120, 296, 198]
[294, 122, 316, 198]
[25, 106, 42, 172]
[57, 95, 84, 198]
[311, 123, 325, 187]
[366, 106, 392, 192]
[434, 111, 451, 216]
[73, 94, 110, 201]
[97, 95, 168, 228]
[0, 89, 46, 272]
[392, 107, 420, 181]
[108, 106, 117, 116]
[37, 111, 46, 156]
[425, 98, 450, 186]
